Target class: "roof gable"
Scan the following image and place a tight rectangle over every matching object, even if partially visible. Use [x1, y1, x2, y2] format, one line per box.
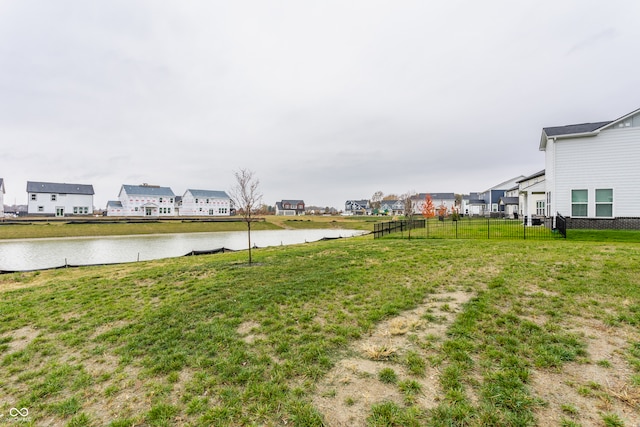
[539, 107, 640, 150]
[27, 181, 94, 195]
[543, 121, 611, 138]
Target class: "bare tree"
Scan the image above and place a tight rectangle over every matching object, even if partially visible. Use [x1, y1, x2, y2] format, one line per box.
[370, 190, 384, 214]
[402, 191, 417, 239]
[229, 169, 262, 264]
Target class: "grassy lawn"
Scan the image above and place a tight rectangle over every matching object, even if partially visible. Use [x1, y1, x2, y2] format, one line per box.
[0, 215, 377, 240]
[1, 235, 639, 426]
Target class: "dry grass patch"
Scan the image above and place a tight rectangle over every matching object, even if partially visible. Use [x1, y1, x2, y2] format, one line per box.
[312, 287, 474, 427]
[531, 318, 640, 426]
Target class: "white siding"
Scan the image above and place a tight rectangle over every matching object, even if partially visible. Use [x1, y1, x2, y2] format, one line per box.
[180, 191, 231, 216]
[553, 127, 640, 217]
[27, 193, 93, 215]
[544, 139, 556, 216]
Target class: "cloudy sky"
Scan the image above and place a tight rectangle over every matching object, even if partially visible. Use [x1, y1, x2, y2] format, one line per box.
[1, 1, 639, 210]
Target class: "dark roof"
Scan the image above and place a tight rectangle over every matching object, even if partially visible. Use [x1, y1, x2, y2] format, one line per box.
[122, 184, 175, 197]
[468, 199, 486, 204]
[415, 193, 456, 200]
[27, 181, 94, 195]
[499, 197, 519, 205]
[517, 169, 545, 182]
[543, 121, 611, 137]
[281, 199, 304, 205]
[186, 189, 229, 199]
[107, 200, 123, 208]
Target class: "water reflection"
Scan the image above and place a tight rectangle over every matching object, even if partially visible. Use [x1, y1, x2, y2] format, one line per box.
[0, 229, 365, 272]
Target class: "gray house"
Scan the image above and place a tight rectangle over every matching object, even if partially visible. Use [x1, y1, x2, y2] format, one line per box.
[345, 200, 371, 215]
[275, 200, 305, 216]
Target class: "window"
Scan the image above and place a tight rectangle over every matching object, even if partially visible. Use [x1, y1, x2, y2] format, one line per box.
[536, 200, 545, 216]
[74, 207, 78, 214]
[195, 198, 199, 203]
[159, 197, 163, 203]
[596, 189, 613, 217]
[38, 206, 44, 212]
[51, 194, 57, 201]
[571, 190, 588, 217]
[31, 194, 37, 201]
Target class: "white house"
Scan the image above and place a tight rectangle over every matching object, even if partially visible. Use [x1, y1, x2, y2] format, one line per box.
[516, 170, 546, 224]
[0, 178, 4, 217]
[540, 107, 640, 228]
[411, 193, 457, 216]
[26, 181, 95, 216]
[107, 184, 175, 217]
[379, 200, 405, 216]
[468, 176, 525, 216]
[179, 189, 231, 216]
[498, 186, 520, 219]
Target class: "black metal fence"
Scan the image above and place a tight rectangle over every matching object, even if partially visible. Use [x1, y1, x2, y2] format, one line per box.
[556, 213, 567, 238]
[373, 219, 425, 238]
[374, 216, 565, 240]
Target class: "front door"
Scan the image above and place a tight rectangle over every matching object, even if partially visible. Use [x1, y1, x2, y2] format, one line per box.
[56, 207, 65, 217]
[145, 207, 153, 216]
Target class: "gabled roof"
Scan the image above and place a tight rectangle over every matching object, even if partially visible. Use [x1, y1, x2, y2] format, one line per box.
[539, 107, 640, 150]
[185, 189, 230, 199]
[346, 200, 369, 209]
[415, 193, 456, 200]
[517, 170, 545, 183]
[483, 176, 525, 192]
[499, 197, 519, 205]
[281, 199, 304, 205]
[27, 181, 94, 195]
[121, 184, 175, 197]
[543, 122, 611, 138]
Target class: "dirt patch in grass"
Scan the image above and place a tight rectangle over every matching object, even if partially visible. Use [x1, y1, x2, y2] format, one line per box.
[312, 288, 473, 426]
[238, 320, 265, 344]
[3, 325, 39, 353]
[532, 318, 640, 426]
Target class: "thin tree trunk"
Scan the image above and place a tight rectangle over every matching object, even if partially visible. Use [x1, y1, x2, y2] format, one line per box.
[247, 220, 252, 264]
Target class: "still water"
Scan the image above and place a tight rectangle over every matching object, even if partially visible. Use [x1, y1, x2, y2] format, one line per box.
[0, 229, 365, 272]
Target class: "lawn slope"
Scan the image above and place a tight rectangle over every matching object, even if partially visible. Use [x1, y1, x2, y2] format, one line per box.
[0, 237, 638, 426]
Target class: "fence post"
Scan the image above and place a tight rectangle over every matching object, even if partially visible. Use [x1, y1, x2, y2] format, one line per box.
[487, 217, 490, 239]
[455, 219, 458, 239]
[523, 222, 526, 240]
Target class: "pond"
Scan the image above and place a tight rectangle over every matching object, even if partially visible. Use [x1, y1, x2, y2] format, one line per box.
[0, 229, 366, 272]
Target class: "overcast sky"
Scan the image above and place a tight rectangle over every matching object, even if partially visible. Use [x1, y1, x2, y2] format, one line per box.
[1, 1, 639, 210]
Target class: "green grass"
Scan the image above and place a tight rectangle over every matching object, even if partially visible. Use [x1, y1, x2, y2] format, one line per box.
[0, 215, 379, 240]
[1, 235, 639, 425]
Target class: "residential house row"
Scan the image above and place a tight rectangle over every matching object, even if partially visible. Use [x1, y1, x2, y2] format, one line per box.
[344, 105, 640, 229]
[11, 182, 231, 218]
[6, 106, 640, 228]
[107, 184, 232, 217]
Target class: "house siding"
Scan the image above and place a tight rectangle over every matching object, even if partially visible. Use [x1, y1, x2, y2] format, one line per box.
[553, 127, 640, 217]
[26, 182, 94, 216]
[180, 190, 231, 216]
